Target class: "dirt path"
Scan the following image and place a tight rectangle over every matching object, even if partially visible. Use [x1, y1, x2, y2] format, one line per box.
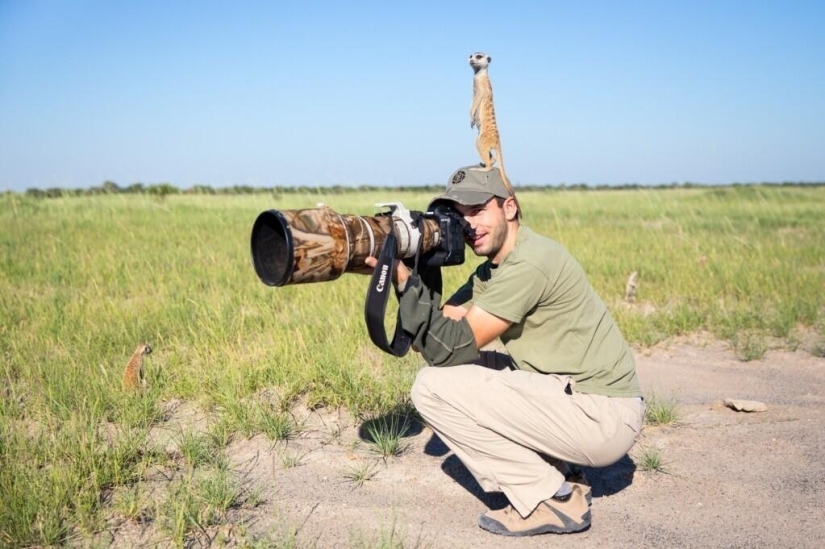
[114, 341, 825, 548]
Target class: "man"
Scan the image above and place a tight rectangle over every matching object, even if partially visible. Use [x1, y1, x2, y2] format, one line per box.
[391, 166, 644, 536]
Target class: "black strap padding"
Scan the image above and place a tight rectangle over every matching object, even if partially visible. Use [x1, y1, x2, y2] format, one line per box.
[364, 232, 412, 357]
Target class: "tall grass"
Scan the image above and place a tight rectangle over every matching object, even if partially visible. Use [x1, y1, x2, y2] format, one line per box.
[529, 186, 825, 345]
[1, 186, 824, 545]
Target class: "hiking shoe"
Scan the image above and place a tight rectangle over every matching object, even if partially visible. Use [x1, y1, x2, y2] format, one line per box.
[477, 485, 591, 536]
[566, 469, 592, 506]
[537, 456, 593, 506]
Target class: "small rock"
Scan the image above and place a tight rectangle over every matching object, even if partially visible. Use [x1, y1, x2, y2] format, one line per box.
[724, 398, 768, 413]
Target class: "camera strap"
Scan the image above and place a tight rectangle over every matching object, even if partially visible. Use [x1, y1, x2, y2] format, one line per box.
[364, 232, 413, 357]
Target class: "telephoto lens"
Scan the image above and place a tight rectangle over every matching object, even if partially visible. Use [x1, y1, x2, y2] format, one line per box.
[250, 204, 442, 286]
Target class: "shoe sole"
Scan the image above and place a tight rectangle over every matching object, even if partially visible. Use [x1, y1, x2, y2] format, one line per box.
[478, 509, 591, 537]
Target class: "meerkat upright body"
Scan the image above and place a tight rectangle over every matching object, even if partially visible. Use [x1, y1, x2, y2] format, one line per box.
[123, 343, 152, 391]
[468, 52, 519, 207]
[469, 52, 503, 173]
[625, 271, 639, 304]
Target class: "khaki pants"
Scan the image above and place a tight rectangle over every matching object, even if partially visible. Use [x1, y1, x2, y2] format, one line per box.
[410, 354, 644, 517]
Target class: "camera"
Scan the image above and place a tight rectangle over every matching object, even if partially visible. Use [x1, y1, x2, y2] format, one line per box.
[250, 200, 469, 287]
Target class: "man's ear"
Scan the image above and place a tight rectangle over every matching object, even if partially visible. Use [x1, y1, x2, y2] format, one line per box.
[503, 196, 519, 221]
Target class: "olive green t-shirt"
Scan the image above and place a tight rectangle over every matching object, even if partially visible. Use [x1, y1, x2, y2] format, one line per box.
[450, 226, 641, 398]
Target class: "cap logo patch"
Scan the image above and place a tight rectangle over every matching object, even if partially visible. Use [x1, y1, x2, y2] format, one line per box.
[451, 170, 466, 185]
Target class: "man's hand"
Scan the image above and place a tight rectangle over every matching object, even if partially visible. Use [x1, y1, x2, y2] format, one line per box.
[364, 256, 411, 288]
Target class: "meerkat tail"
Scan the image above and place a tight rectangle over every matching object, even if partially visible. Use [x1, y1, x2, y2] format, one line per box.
[494, 146, 521, 215]
[494, 146, 513, 194]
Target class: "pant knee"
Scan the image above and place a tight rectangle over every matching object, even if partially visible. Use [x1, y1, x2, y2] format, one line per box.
[410, 367, 438, 411]
[410, 368, 430, 406]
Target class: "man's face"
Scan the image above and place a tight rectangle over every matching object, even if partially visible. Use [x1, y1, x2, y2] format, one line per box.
[454, 198, 508, 258]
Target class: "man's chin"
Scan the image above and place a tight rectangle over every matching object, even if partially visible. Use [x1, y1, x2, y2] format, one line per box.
[470, 243, 489, 256]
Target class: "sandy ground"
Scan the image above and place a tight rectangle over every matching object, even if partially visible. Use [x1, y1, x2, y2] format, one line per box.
[112, 339, 825, 548]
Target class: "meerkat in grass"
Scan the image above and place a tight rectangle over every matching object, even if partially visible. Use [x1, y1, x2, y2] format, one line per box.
[625, 271, 639, 304]
[123, 343, 152, 391]
[468, 52, 520, 213]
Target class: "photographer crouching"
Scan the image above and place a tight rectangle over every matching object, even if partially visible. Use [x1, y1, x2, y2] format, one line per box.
[365, 166, 644, 537]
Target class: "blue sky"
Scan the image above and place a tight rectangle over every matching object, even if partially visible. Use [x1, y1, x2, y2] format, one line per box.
[1, 1, 823, 191]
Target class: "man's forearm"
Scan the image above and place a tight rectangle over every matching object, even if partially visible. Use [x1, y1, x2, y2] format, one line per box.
[397, 275, 480, 367]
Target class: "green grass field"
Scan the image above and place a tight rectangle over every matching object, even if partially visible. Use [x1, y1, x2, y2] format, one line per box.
[1, 186, 824, 546]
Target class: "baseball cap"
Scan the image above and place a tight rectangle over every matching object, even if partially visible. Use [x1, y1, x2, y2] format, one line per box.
[431, 166, 513, 206]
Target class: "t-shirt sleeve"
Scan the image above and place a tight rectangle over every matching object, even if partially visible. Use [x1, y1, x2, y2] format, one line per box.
[446, 276, 474, 308]
[472, 261, 548, 323]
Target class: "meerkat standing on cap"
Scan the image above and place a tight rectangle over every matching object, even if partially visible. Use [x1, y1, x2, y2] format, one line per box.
[468, 52, 520, 212]
[123, 343, 152, 392]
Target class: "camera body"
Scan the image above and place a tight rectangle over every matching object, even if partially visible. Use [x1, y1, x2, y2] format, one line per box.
[250, 200, 469, 287]
[375, 201, 467, 270]
[415, 200, 468, 268]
